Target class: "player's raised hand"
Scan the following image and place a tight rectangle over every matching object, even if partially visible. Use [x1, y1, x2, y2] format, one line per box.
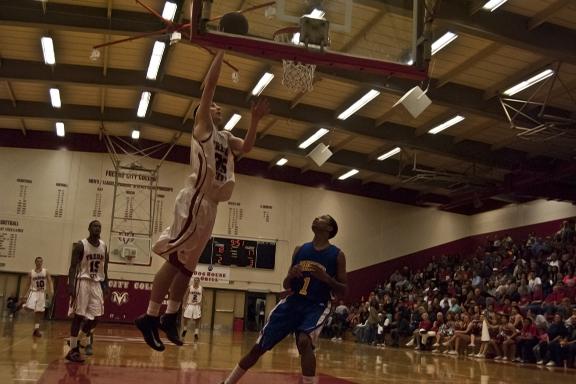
[251, 97, 270, 123]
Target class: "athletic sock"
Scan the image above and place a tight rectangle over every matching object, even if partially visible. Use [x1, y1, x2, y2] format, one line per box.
[165, 300, 181, 314]
[223, 364, 246, 384]
[302, 376, 318, 384]
[146, 301, 162, 317]
[70, 337, 78, 349]
[34, 323, 40, 329]
[194, 328, 199, 335]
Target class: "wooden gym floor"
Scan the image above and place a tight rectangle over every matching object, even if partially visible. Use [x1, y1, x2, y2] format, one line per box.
[0, 319, 574, 384]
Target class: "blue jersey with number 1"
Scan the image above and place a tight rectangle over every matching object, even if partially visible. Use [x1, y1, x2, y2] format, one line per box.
[290, 242, 339, 303]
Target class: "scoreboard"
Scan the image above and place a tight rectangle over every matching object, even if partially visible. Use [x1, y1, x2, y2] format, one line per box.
[198, 237, 276, 270]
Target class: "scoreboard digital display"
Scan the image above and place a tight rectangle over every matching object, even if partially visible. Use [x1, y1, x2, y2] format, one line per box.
[198, 237, 276, 270]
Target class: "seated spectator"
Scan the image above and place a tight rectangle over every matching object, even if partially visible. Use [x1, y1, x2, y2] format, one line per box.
[413, 312, 433, 350]
[331, 300, 349, 342]
[389, 313, 410, 347]
[516, 317, 538, 363]
[543, 314, 570, 366]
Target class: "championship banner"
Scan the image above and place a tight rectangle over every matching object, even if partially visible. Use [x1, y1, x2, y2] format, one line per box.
[192, 264, 230, 284]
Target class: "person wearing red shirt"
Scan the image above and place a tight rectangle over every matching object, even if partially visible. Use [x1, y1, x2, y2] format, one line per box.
[413, 312, 433, 350]
[516, 317, 538, 363]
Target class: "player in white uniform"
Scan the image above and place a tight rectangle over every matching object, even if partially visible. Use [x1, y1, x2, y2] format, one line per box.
[182, 277, 203, 342]
[65, 220, 109, 363]
[135, 50, 269, 351]
[23, 257, 53, 337]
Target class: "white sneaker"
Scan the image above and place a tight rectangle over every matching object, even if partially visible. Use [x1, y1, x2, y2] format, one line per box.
[415, 346, 421, 350]
[331, 337, 338, 342]
[501, 357, 508, 361]
[406, 339, 415, 347]
[448, 350, 457, 355]
[433, 343, 440, 347]
[432, 349, 439, 353]
[546, 361, 556, 367]
[493, 356, 502, 360]
[537, 360, 544, 365]
[475, 353, 485, 358]
[337, 337, 343, 341]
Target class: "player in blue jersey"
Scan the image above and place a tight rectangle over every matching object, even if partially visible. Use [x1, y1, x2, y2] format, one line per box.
[219, 215, 347, 384]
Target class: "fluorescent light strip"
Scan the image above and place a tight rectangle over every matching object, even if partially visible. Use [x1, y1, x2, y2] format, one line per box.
[377, 147, 401, 161]
[307, 8, 326, 19]
[428, 115, 465, 135]
[137, 91, 152, 118]
[298, 128, 329, 149]
[251, 72, 275, 96]
[338, 169, 359, 180]
[49, 88, 61, 108]
[41, 37, 56, 65]
[224, 113, 242, 131]
[483, 0, 508, 11]
[337, 90, 381, 120]
[162, 1, 178, 21]
[502, 69, 554, 96]
[276, 158, 288, 166]
[132, 129, 140, 139]
[55, 122, 65, 137]
[146, 41, 166, 80]
[431, 31, 458, 55]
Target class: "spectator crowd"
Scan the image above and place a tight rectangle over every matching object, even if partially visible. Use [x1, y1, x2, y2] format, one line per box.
[325, 218, 576, 369]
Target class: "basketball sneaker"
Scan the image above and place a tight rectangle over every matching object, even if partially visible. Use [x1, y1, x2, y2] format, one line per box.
[135, 314, 165, 351]
[65, 347, 85, 363]
[33, 329, 42, 338]
[84, 334, 94, 356]
[159, 313, 183, 346]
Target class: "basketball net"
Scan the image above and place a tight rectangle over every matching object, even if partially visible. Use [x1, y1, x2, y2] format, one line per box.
[273, 28, 316, 93]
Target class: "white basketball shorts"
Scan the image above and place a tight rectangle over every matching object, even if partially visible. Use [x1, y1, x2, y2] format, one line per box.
[183, 304, 202, 320]
[69, 279, 104, 320]
[25, 291, 46, 312]
[152, 186, 217, 276]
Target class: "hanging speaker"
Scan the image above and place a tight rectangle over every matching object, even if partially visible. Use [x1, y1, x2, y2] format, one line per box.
[307, 142, 333, 167]
[393, 86, 432, 119]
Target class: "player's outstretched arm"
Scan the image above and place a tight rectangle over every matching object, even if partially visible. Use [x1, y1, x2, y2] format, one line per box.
[194, 50, 225, 141]
[229, 98, 270, 155]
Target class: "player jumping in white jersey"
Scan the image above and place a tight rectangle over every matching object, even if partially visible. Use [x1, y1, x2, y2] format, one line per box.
[23, 256, 53, 337]
[135, 50, 270, 351]
[182, 277, 203, 342]
[65, 220, 109, 363]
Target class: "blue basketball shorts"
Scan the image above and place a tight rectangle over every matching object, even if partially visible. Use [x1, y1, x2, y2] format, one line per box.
[256, 296, 332, 351]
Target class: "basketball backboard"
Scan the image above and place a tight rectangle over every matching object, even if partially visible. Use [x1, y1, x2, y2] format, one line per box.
[189, 0, 429, 83]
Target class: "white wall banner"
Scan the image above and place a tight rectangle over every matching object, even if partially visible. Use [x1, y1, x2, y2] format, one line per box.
[192, 264, 230, 284]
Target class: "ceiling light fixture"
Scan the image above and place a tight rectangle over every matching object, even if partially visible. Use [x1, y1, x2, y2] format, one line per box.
[482, 0, 508, 12]
[224, 113, 242, 131]
[132, 129, 140, 139]
[428, 115, 465, 135]
[307, 8, 326, 19]
[338, 169, 359, 180]
[55, 122, 65, 137]
[41, 36, 56, 65]
[377, 147, 401, 161]
[337, 90, 381, 120]
[431, 31, 458, 55]
[276, 158, 288, 166]
[49, 88, 61, 108]
[161, 1, 178, 21]
[502, 69, 555, 96]
[251, 72, 275, 96]
[137, 91, 152, 118]
[146, 41, 166, 80]
[298, 128, 329, 149]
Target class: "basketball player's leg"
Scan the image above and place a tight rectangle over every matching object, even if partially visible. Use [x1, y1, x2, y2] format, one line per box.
[193, 314, 201, 341]
[221, 299, 298, 384]
[81, 318, 98, 355]
[158, 269, 190, 346]
[294, 301, 332, 384]
[66, 279, 89, 363]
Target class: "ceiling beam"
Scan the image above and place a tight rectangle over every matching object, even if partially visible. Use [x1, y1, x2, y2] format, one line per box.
[452, 121, 494, 144]
[182, 99, 196, 124]
[257, 118, 278, 139]
[433, 0, 576, 65]
[436, 43, 501, 88]
[528, 0, 571, 31]
[19, 118, 26, 135]
[99, 87, 106, 114]
[0, 58, 537, 171]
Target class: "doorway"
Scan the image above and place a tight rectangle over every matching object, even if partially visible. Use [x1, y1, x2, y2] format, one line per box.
[244, 292, 267, 332]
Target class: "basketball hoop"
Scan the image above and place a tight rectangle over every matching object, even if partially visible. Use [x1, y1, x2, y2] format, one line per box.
[273, 27, 316, 93]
